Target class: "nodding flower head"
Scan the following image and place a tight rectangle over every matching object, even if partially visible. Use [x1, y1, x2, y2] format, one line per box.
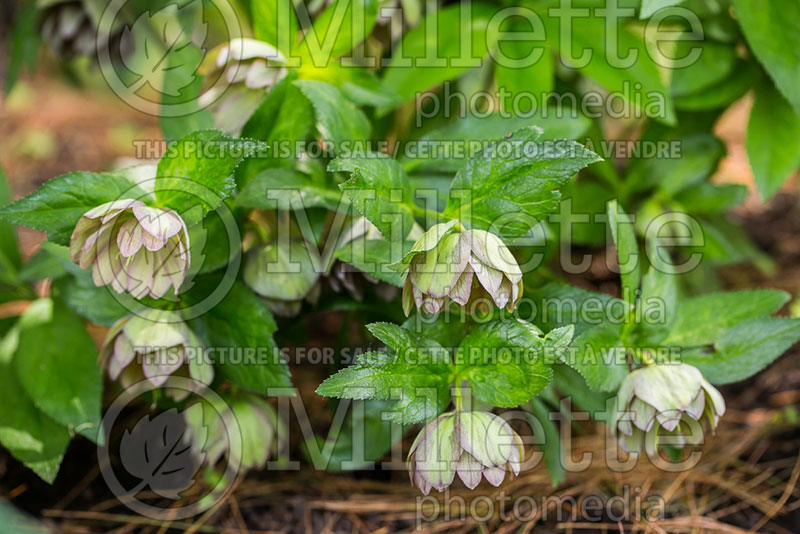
[611, 363, 725, 454]
[70, 199, 190, 299]
[100, 310, 212, 400]
[392, 221, 523, 316]
[407, 411, 523, 494]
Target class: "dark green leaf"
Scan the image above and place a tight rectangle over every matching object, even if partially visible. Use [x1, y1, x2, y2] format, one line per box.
[661, 289, 789, 346]
[330, 155, 417, 240]
[747, 78, 800, 200]
[155, 130, 268, 225]
[565, 323, 627, 392]
[294, 80, 371, 152]
[732, 0, 800, 116]
[190, 282, 291, 393]
[14, 299, 103, 443]
[444, 127, 600, 239]
[0, 323, 70, 483]
[607, 199, 640, 305]
[684, 317, 800, 384]
[456, 319, 554, 407]
[0, 172, 147, 246]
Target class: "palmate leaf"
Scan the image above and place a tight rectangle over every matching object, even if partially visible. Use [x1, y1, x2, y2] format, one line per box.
[455, 319, 561, 407]
[316, 323, 452, 424]
[443, 127, 600, 239]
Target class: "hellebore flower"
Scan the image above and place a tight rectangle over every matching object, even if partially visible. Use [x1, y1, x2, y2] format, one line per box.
[391, 221, 523, 315]
[407, 411, 523, 494]
[184, 393, 285, 471]
[198, 38, 288, 133]
[611, 363, 725, 454]
[70, 199, 190, 299]
[100, 310, 213, 399]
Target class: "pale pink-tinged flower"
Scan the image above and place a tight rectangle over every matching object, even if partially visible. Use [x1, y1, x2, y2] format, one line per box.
[391, 221, 523, 315]
[198, 38, 288, 133]
[100, 311, 213, 400]
[408, 411, 523, 494]
[611, 363, 726, 454]
[70, 199, 190, 299]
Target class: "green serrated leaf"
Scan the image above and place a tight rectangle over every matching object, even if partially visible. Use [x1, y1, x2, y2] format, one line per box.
[14, 299, 103, 443]
[317, 324, 451, 423]
[565, 323, 627, 392]
[155, 129, 268, 225]
[401, 111, 592, 174]
[456, 319, 552, 407]
[662, 289, 789, 347]
[294, 80, 371, 153]
[0, 172, 147, 246]
[444, 127, 600, 240]
[189, 282, 291, 393]
[683, 317, 800, 384]
[330, 155, 417, 240]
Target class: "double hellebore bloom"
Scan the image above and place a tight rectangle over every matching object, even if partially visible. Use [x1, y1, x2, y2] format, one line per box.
[198, 38, 288, 133]
[391, 220, 523, 315]
[611, 363, 726, 454]
[184, 392, 285, 471]
[70, 199, 190, 299]
[408, 411, 523, 494]
[100, 310, 213, 399]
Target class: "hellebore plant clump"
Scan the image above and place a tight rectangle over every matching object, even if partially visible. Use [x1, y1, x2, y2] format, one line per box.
[1, 0, 800, 505]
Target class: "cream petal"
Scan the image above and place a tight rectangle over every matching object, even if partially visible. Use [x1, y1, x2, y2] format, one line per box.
[70, 216, 100, 263]
[449, 267, 474, 306]
[226, 37, 286, 62]
[482, 466, 506, 487]
[116, 219, 144, 257]
[244, 59, 277, 88]
[455, 452, 482, 490]
[83, 199, 143, 220]
[109, 334, 136, 380]
[132, 206, 183, 241]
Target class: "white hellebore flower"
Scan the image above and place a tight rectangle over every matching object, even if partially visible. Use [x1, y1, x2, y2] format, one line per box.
[70, 199, 190, 299]
[198, 38, 288, 134]
[391, 220, 523, 315]
[408, 411, 524, 494]
[100, 310, 213, 400]
[611, 363, 726, 454]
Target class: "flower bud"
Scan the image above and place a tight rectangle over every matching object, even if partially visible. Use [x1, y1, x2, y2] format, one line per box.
[611, 363, 725, 454]
[100, 310, 213, 399]
[392, 221, 523, 315]
[70, 199, 190, 299]
[198, 38, 288, 133]
[408, 411, 523, 494]
[184, 393, 285, 471]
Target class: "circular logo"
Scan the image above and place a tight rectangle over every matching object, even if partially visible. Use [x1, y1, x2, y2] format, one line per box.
[96, 0, 243, 116]
[98, 377, 243, 520]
